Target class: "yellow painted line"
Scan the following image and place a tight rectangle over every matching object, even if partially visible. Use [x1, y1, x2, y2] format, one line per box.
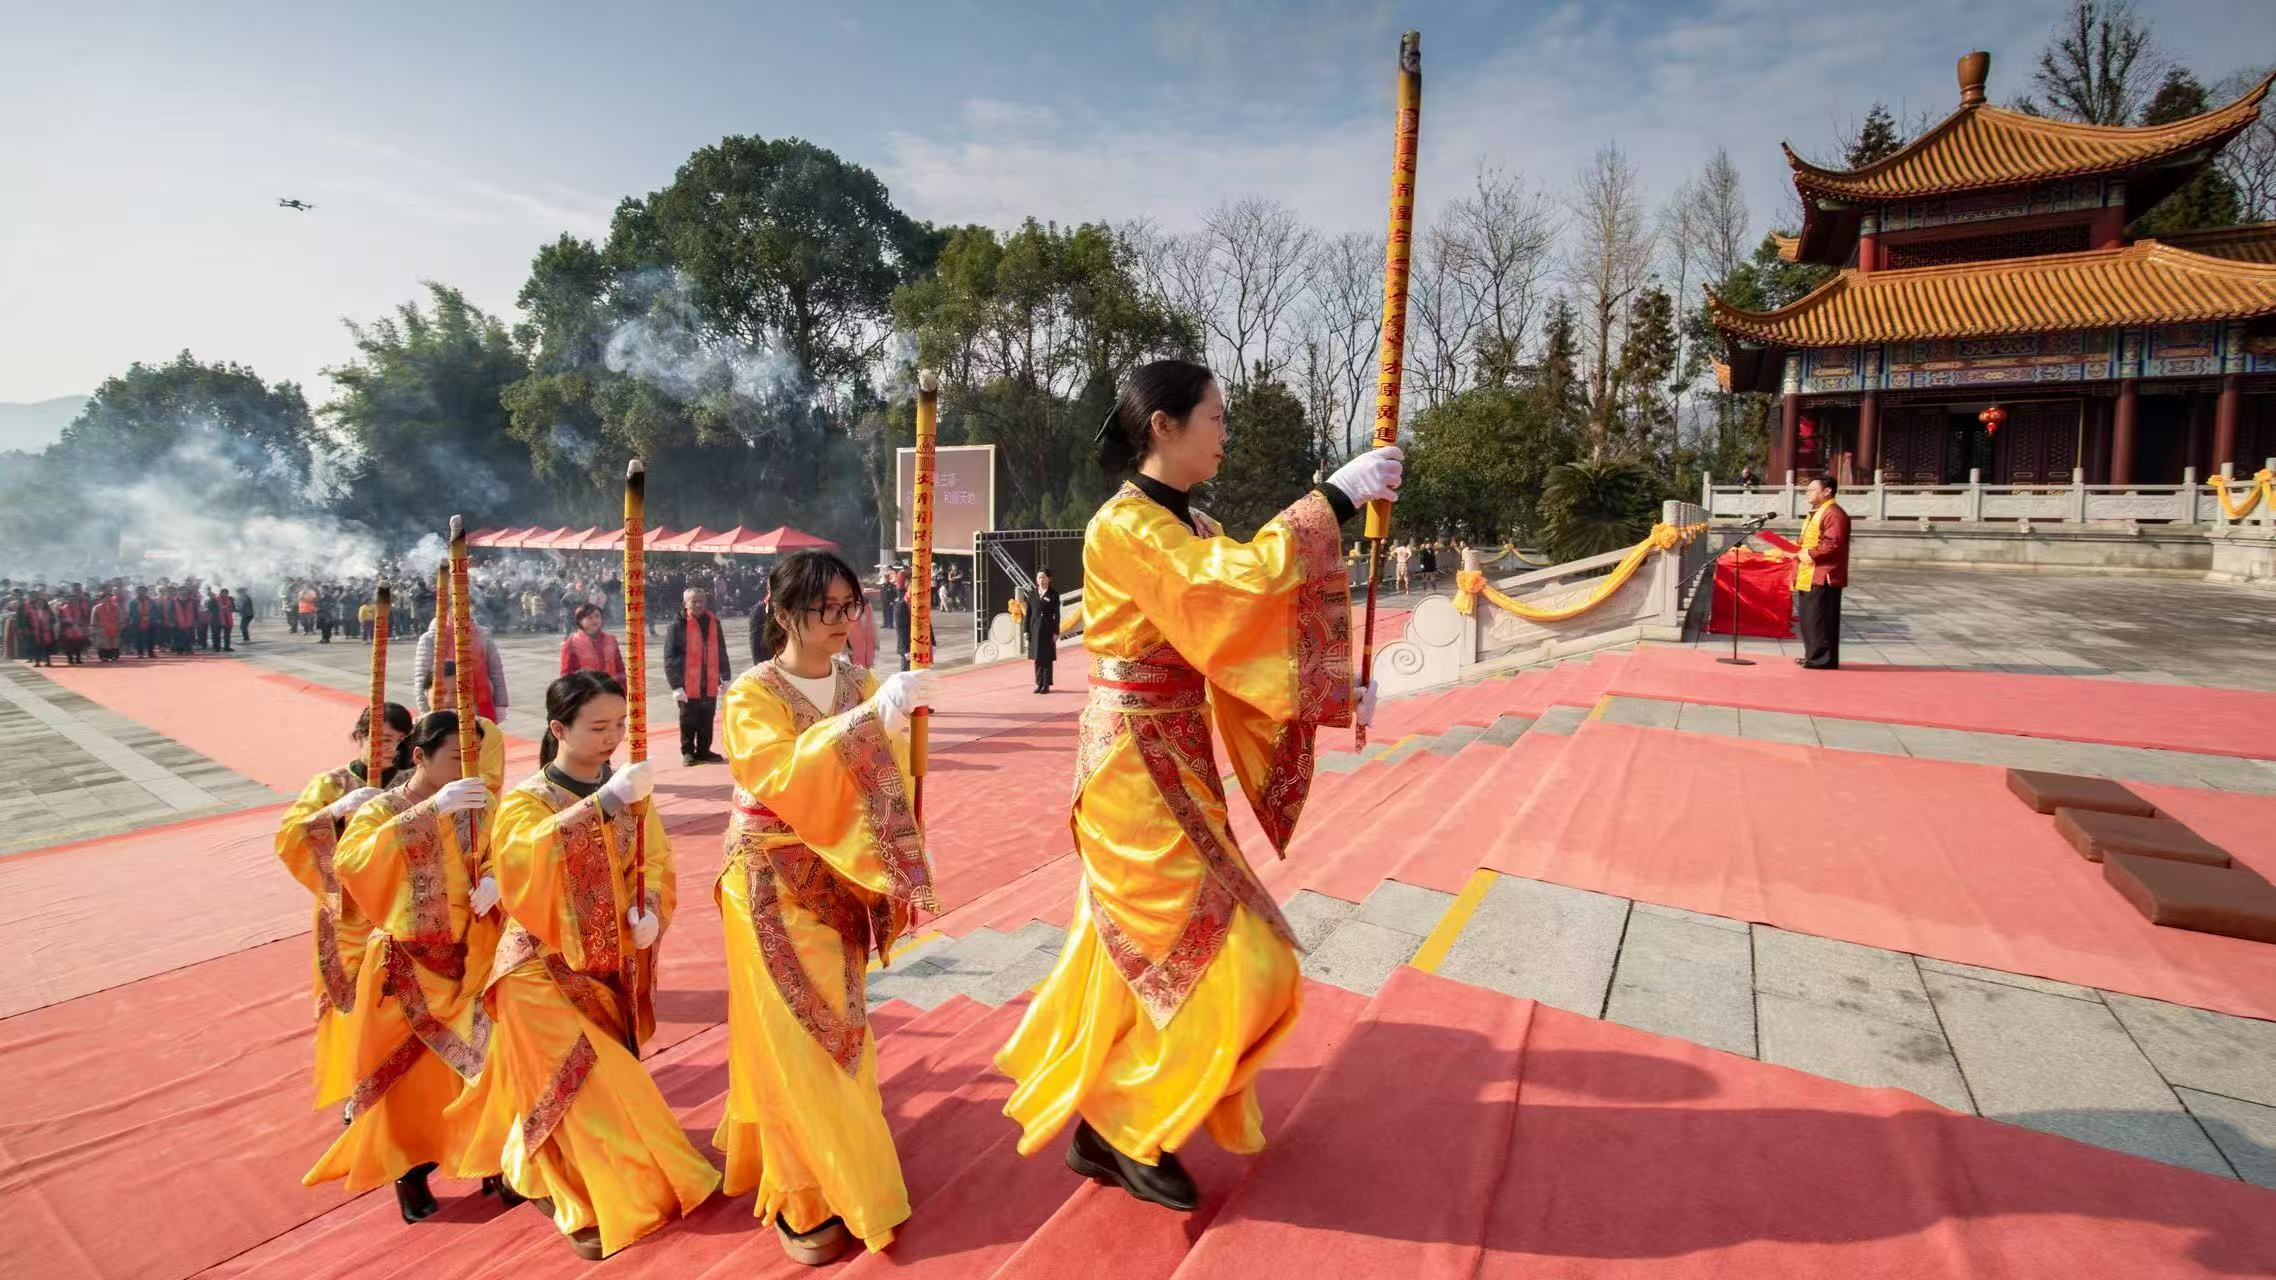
[1589, 694, 1613, 720]
[1409, 869, 1497, 973]
[869, 931, 943, 972]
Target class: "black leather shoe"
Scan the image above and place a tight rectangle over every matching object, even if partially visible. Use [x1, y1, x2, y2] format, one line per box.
[481, 1174, 526, 1208]
[697, 751, 726, 764]
[395, 1162, 441, 1223]
[1065, 1121, 1199, 1211]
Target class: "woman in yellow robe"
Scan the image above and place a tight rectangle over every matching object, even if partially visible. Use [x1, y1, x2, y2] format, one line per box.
[274, 702, 411, 1110]
[715, 549, 939, 1265]
[450, 671, 719, 1261]
[305, 710, 502, 1223]
[997, 358, 1398, 1209]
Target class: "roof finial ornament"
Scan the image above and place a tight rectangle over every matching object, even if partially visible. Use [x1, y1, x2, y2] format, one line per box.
[1959, 50, 1990, 107]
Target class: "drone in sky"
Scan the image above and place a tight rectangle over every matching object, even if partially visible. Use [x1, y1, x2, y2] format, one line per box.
[276, 198, 315, 212]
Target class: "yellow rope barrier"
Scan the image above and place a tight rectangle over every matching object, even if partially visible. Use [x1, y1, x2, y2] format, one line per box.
[1452, 522, 1710, 624]
[2206, 469, 2276, 520]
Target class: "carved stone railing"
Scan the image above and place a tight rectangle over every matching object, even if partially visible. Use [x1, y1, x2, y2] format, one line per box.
[1373, 500, 1708, 695]
[1704, 462, 2276, 529]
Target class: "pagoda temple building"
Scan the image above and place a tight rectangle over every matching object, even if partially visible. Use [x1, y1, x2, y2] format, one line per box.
[1712, 50, 2276, 488]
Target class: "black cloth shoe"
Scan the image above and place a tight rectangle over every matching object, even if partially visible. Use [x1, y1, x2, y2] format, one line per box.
[696, 751, 726, 764]
[481, 1174, 526, 1208]
[1065, 1121, 1199, 1211]
[682, 753, 698, 766]
[395, 1162, 441, 1223]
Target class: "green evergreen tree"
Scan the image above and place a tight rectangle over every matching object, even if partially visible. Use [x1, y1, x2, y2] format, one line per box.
[1204, 367, 1317, 538]
[1847, 104, 1905, 167]
[2132, 68, 2244, 236]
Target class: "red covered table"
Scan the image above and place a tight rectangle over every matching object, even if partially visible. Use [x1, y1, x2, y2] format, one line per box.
[1709, 543, 1795, 638]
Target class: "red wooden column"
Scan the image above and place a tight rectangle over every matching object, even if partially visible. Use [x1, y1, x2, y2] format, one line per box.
[1779, 393, 1801, 479]
[1857, 390, 1881, 479]
[2111, 378, 2139, 486]
[2088, 398, 2114, 485]
[2214, 372, 2242, 474]
[2186, 393, 2210, 476]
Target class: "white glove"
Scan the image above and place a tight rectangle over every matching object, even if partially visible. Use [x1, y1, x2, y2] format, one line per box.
[470, 875, 500, 916]
[325, 786, 382, 821]
[672, 687, 687, 705]
[627, 906, 659, 950]
[433, 778, 489, 814]
[598, 760, 653, 813]
[1355, 682, 1378, 728]
[1327, 446, 1404, 507]
[872, 668, 939, 735]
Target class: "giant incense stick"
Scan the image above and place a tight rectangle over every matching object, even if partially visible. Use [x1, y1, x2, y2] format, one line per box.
[1355, 30, 1421, 751]
[447, 518, 480, 845]
[622, 459, 649, 1056]
[910, 371, 938, 823]
[365, 584, 391, 782]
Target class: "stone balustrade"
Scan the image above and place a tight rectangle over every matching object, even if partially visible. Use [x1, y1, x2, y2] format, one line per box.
[1704, 461, 2276, 529]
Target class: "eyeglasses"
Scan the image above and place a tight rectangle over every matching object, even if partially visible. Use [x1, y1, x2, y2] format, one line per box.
[802, 599, 867, 625]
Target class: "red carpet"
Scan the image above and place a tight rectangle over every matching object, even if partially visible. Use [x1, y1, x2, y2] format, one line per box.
[1613, 646, 2276, 759]
[1482, 721, 2276, 1021]
[1182, 967, 2276, 1279]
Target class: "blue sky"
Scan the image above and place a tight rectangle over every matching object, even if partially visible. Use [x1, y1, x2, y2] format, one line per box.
[3, 0, 2268, 409]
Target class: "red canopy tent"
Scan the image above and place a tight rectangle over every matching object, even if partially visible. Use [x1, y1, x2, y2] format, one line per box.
[466, 527, 503, 546]
[472, 526, 531, 548]
[648, 526, 711, 553]
[547, 525, 605, 551]
[494, 527, 547, 549]
[582, 528, 631, 553]
[522, 527, 577, 550]
[689, 525, 758, 554]
[738, 525, 837, 554]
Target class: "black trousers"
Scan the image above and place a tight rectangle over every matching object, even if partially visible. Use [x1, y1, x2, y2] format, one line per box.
[680, 696, 717, 758]
[1033, 653, 1054, 692]
[1798, 585, 1843, 669]
[136, 626, 156, 659]
[240, 615, 252, 642]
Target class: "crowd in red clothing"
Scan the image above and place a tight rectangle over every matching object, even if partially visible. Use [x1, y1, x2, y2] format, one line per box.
[3, 578, 250, 665]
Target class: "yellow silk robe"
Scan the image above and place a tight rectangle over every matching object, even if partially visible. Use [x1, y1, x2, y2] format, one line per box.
[304, 787, 499, 1192]
[449, 771, 718, 1258]
[998, 483, 1352, 1164]
[715, 660, 935, 1253]
[275, 762, 391, 1108]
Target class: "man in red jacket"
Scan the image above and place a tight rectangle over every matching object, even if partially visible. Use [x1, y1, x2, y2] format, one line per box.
[1792, 475, 1851, 670]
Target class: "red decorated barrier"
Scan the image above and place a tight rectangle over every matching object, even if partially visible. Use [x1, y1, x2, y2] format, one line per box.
[1709, 547, 1794, 638]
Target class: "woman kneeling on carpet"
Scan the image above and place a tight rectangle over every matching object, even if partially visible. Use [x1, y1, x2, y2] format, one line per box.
[714, 550, 940, 1265]
[304, 711, 501, 1223]
[995, 359, 1393, 1209]
[449, 671, 719, 1261]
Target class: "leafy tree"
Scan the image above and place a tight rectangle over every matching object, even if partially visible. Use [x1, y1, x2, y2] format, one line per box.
[2033, 0, 2162, 125]
[1537, 458, 1667, 563]
[1204, 367, 1317, 538]
[1847, 104, 1906, 167]
[1399, 384, 1575, 543]
[53, 351, 321, 500]
[2132, 68, 2244, 236]
[1612, 287, 1679, 460]
[323, 284, 539, 543]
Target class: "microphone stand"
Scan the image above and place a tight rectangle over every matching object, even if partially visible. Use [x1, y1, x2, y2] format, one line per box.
[1717, 512, 1777, 667]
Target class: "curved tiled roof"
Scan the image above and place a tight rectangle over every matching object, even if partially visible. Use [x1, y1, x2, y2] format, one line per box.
[1707, 240, 2276, 347]
[2161, 222, 2276, 266]
[1784, 74, 2272, 201]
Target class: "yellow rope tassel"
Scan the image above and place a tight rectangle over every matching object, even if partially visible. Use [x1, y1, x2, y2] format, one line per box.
[1453, 522, 1708, 623]
[2206, 469, 2276, 520]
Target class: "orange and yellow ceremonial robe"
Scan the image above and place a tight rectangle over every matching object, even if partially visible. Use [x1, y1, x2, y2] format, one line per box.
[304, 788, 499, 1192]
[997, 482, 1351, 1164]
[275, 762, 391, 1108]
[449, 771, 717, 1258]
[714, 660, 936, 1253]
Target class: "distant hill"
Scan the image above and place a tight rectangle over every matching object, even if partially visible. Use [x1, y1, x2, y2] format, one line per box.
[0, 396, 87, 453]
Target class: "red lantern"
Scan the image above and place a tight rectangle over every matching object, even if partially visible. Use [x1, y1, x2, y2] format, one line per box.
[1798, 417, 1816, 441]
[1977, 405, 2007, 436]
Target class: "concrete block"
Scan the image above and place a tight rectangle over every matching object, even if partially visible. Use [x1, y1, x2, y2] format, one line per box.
[1435, 876, 1628, 1017]
[1532, 705, 1589, 736]
[972, 944, 1063, 1005]
[864, 958, 960, 1010]
[1755, 991, 1973, 1112]
[1673, 702, 1740, 737]
[1476, 714, 1533, 746]
[1302, 919, 1423, 995]
[1752, 926, 1939, 1030]
[1914, 956, 2097, 1003]
[2101, 991, 2276, 1106]
[1600, 697, 1680, 730]
[1354, 880, 1455, 938]
[2177, 1088, 2276, 1189]
[1280, 890, 1360, 952]
[2174, 752, 2276, 794]
[1630, 900, 1749, 933]
[1737, 708, 1818, 746]
[1605, 908, 1757, 1057]
[1922, 970, 2230, 1176]
[1426, 724, 1485, 755]
[1807, 716, 1908, 756]
[1379, 737, 1433, 764]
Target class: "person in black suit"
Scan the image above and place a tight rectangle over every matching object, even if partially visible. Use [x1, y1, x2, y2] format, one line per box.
[664, 587, 732, 764]
[1026, 569, 1062, 694]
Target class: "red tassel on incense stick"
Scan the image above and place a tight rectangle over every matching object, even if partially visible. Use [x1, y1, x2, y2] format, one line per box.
[1356, 31, 1422, 752]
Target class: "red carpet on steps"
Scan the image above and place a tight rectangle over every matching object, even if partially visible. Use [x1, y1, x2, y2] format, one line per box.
[1612, 646, 2276, 759]
[1182, 967, 2276, 1280]
[1484, 721, 2276, 1021]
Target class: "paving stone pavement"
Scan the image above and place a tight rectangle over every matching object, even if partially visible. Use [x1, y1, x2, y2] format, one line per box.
[0, 664, 284, 853]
